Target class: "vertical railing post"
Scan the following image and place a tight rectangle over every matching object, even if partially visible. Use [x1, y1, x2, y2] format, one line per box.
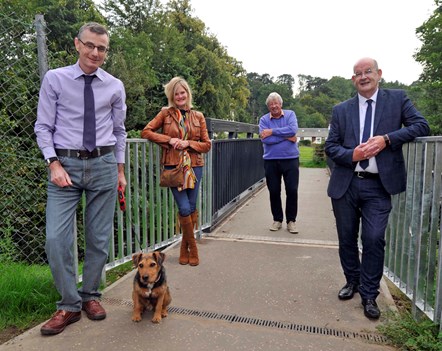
[34, 14, 49, 83]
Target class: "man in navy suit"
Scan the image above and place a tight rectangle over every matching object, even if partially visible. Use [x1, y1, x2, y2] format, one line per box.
[325, 57, 430, 319]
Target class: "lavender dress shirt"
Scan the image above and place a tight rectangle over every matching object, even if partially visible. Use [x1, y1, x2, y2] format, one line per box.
[35, 61, 127, 163]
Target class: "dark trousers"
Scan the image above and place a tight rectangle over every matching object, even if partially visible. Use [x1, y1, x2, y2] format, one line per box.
[331, 175, 391, 300]
[264, 158, 299, 223]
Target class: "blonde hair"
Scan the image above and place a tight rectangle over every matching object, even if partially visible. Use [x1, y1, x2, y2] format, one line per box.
[164, 77, 193, 109]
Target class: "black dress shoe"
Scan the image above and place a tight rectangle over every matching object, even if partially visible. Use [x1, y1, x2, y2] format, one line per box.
[362, 299, 380, 319]
[338, 282, 359, 300]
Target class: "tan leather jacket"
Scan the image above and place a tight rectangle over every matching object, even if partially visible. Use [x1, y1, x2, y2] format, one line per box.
[141, 107, 211, 166]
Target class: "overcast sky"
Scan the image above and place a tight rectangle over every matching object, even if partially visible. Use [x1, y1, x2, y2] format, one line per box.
[185, 0, 436, 87]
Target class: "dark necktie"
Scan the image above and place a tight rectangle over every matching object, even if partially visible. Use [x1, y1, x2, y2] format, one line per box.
[83, 74, 96, 152]
[360, 99, 373, 169]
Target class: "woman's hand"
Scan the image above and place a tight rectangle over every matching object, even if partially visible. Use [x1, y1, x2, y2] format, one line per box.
[169, 138, 190, 150]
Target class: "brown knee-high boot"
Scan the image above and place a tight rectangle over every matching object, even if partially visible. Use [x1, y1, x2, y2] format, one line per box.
[188, 210, 199, 266]
[179, 214, 199, 266]
[190, 210, 199, 232]
[178, 214, 190, 265]
[179, 215, 199, 266]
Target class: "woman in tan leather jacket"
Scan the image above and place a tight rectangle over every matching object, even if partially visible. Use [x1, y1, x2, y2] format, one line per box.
[141, 77, 211, 266]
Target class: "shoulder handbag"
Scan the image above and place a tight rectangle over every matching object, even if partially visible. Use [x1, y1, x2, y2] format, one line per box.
[159, 164, 184, 188]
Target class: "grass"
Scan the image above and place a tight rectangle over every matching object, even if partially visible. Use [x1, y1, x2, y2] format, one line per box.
[377, 311, 441, 350]
[0, 260, 134, 329]
[0, 262, 60, 330]
[299, 145, 327, 168]
[105, 260, 134, 286]
[0, 260, 137, 344]
[377, 280, 442, 350]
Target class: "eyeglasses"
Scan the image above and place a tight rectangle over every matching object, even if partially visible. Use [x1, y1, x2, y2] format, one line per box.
[78, 38, 109, 53]
[353, 68, 375, 78]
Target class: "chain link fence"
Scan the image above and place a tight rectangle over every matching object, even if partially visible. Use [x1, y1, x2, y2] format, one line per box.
[0, 13, 57, 264]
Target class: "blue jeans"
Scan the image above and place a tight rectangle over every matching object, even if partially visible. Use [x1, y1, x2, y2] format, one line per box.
[264, 158, 299, 223]
[45, 153, 118, 312]
[169, 166, 203, 217]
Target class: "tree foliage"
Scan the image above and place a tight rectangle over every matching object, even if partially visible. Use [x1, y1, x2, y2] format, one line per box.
[414, 0, 442, 134]
[100, 0, 251, 128]
[1, 0, 441, 135]
[1, 0, 440, 265]
[246, 73, 296, 123]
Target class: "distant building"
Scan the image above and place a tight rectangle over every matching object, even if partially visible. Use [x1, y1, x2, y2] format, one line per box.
[297, 128, 329, 144]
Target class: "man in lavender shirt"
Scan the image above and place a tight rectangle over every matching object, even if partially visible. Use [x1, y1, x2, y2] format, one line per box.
[259, 92, 300, 234]
[34, 22, 127, 336]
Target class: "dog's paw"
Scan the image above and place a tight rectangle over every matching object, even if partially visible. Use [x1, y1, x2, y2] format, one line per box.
[161, 310, 168, 318]
[151, 315, 162, 323]
[132, 315, 142, 322]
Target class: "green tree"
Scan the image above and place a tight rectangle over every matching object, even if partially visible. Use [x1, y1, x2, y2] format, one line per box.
[35, 0, 105, 67]
[102, 0, 250, 127]
[318, 76, 355, 101]
[414, 0, 442, 135]
[246, 73, 296, 123]
[297, 74, 327, 94]
[102, 0, 162, 32]
[164, 0, 250, 121]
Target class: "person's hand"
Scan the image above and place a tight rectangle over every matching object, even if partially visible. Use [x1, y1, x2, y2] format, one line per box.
[169, 138, 180, 148]
[169, 138, 189, 149]
[260, 129, 272, 139]
[49, 161, 72, 187]
[118, 164, 127, 192]
[287, 135, 297, 143]
[353, 135, 386, 161]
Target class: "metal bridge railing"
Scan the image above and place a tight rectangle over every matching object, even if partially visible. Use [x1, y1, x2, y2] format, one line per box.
[102, 135, 265, 274]
[385, 136, 442, 327]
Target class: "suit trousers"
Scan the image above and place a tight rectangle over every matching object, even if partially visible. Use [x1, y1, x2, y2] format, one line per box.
[331, 174, 391, 300]
[264, 158, 299, 223]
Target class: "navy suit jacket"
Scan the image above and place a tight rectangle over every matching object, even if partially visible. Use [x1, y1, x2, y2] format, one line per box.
[325, 89, 430, 198]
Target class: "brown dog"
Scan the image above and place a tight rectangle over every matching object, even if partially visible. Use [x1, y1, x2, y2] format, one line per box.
[131, 252, 172, 323]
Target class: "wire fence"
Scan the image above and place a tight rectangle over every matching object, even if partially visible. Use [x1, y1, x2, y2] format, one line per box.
[0, 14, 265, 266]
[0, 13, 52, 264]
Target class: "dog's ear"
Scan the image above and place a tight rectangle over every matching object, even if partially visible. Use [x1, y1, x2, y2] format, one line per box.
[132, 253, 142, 266]
[154, 251, 166, 265]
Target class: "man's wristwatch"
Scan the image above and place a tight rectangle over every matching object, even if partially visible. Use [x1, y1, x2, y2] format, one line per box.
[383, 134, 390, 147]
[45, 157, 59, 166]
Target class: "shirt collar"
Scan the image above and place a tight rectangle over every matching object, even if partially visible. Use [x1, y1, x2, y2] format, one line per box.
[73, 61, 104, 81]
[270, 110, 285, 119]
[358, 89, 379, 105]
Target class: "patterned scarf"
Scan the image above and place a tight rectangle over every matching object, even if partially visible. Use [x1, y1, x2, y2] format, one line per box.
[177, 110, 197, 191]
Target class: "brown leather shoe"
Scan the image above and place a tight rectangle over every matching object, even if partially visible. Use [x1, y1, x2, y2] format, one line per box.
[40, 310, 81, 335]
[82, 300, 106, 320]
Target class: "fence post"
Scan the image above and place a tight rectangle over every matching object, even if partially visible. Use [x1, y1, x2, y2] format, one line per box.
[34, 14, 49, 83]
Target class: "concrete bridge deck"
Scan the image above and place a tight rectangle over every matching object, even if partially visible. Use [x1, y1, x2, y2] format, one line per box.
[1, 168, 397, 351]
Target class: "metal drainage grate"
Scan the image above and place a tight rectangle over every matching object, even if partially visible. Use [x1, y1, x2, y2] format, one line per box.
[103, 297, 388, 344]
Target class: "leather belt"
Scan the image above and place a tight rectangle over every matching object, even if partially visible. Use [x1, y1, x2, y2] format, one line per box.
[55, 146, 114, 160]
[355, 171, 379, 179]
